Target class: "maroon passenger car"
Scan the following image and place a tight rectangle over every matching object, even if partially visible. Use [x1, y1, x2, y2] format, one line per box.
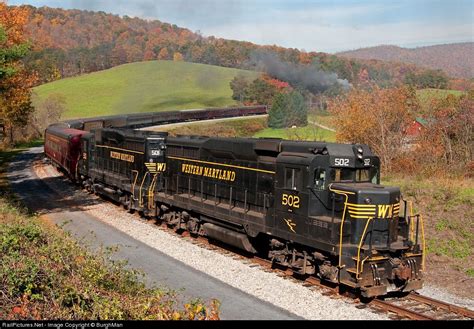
[44, 124, 87, 179]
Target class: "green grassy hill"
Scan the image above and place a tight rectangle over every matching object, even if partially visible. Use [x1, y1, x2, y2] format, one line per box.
[33, 60, 258, 119]
[253, 125, 336, 142]
[416, 88, 466, 113]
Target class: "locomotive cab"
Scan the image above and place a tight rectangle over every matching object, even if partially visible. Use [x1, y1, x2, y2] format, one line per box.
[272, 142, 424, 297]
[317, 147, 424, 296]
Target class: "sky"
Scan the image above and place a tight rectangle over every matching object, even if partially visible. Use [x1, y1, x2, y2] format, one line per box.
[8, 0, 474, 53]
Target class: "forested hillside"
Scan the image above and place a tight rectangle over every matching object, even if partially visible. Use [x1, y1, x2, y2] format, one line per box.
[338, 43, 474, 79]
[19, 5, 444, 89]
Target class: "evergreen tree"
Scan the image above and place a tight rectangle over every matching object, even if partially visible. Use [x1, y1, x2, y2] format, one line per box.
[268, 91, 308, 128]
[287, 91, 307, 126]
[268, 92, 286, 128]
[0, 26, 28, 79]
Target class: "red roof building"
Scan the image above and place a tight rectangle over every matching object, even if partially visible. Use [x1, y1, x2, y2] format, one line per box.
[406, 117, 428, 138]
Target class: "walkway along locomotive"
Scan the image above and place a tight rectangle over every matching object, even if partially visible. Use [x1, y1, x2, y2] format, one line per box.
[45, 109, 425, 298]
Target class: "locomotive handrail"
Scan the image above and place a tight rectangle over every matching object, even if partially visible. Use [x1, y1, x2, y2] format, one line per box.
[328, 184, 355, 269]
[131, 170, 139, 201]
[404, 199, 426, 271]
[139, 171, 150, 207]
[148, 174, 158, 210]
[409, 200, 415, 242]
[356, 217, 374, 279]
[420, 214, 426, 271]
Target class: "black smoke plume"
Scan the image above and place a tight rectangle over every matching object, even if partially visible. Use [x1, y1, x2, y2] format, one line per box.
[249, 51, 350, 93]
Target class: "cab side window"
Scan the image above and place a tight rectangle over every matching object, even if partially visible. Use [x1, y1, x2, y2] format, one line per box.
[285, 168, 301, 190]
[314, 168, 326, 190]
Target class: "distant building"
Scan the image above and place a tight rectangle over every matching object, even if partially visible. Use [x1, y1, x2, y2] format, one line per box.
[403, 117, 428, 150]
[406, 117, 428, 138]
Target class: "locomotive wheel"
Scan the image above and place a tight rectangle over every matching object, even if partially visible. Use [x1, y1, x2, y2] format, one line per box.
[122, 194, 130, 210]
[126, 198, 135, 214]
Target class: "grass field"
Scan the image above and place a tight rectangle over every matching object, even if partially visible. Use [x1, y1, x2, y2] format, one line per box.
[416, 88, 466, 113]
[308, 113, 335, 130]
[253, 124, 336, 141]
[33, 61, 258, 119]
[382, 175, 473, 296]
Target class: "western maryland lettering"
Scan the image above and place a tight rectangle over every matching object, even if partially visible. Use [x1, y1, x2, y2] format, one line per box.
[110, 151, 134, 163]
[181, 163, 236, 182]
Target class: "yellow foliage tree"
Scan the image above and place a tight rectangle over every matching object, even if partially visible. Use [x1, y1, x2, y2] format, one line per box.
[157, 47, 169, 60]
[328, 85, 418, 172]
[0, 2, 37, 144]
[173, 51, 183, 62]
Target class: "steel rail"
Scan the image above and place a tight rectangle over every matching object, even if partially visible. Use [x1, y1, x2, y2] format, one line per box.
[408, 292, 474, 319]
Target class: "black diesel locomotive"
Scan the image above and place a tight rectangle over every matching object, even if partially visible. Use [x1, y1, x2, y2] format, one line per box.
[65, 126, 426, 298]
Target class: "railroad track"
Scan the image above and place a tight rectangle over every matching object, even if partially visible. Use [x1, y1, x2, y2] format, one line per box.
[372, 292, 474, 320]
[166, 227, 474, 321]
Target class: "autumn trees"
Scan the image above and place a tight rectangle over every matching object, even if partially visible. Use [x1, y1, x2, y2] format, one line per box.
[404, 69, 449, 89]
[416, 91, 473, 174]
[14, 5, 456, 90]
[329, 86, 417, 172]
[0, 2, 36, 144]
[329, 84, 473, 176]
[230, 74, 308, 129]
[230, 75, 290, 105]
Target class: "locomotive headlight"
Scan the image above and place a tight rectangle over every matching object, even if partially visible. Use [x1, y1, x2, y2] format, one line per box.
[357, 146, 363, 154]
[357, 153, 364, 160]
[365, 198, 372, 204]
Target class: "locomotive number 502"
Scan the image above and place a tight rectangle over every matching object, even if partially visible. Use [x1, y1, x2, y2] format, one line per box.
[282, 193, 300, 208]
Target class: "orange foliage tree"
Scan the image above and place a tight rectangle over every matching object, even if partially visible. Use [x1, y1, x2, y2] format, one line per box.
[157, 47, 170, 60]
[173, 51, 183, 61]
[329, 85, 418, 172]
[416, 91, 473, 175]
[0, 2, 37, 144]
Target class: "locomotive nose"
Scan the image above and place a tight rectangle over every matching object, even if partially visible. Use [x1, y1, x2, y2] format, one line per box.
[332, 182, 401, 218]
[331, 182, 401, 247]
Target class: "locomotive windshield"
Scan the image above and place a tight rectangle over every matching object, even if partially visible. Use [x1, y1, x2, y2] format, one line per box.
[330, 167, 378, 183]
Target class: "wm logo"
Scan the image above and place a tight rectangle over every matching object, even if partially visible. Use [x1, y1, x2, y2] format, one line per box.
[378, 205, 393, 218]
[156, 163, 166, 171]
[145, 162, 166, 173]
